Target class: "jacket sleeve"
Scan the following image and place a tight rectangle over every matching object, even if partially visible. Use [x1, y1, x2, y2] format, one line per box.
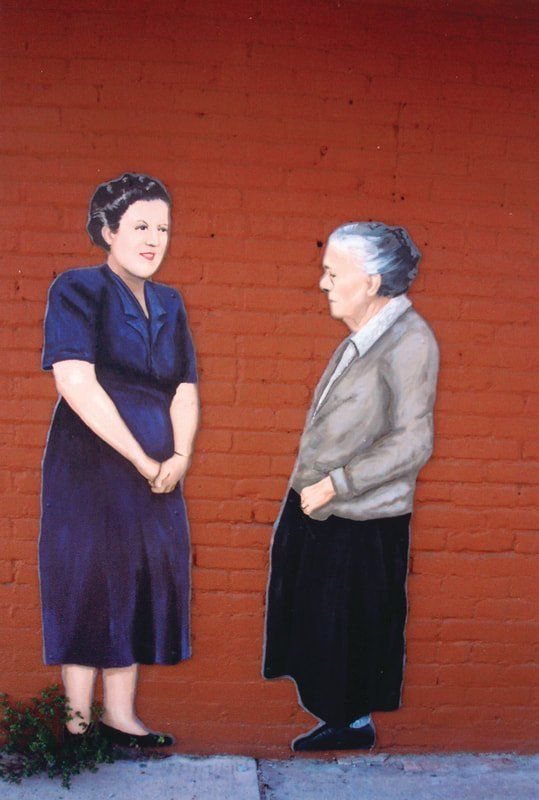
[329, 326, 439, 499]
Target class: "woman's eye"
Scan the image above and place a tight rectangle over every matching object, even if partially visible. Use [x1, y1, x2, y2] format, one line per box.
[135, 224, 148, 231]
[158, 227, 169, 233]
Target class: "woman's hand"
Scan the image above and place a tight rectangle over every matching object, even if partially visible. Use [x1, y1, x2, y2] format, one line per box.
[150, 453, 190, 494]
[300, 476, 336, 516]
[52, 361, 164, 482]
[134, 454, 161, 483]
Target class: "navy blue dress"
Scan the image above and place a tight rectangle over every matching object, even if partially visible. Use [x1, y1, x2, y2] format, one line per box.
[39, 264, 197, 668]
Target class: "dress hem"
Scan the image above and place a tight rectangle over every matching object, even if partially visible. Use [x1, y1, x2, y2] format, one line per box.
[263, 668, 402, 724]
[43, 653, 192, 669]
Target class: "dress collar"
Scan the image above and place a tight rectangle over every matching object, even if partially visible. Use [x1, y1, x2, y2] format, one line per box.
[348, 294, 412, 357]
[103, 264, 167, 344]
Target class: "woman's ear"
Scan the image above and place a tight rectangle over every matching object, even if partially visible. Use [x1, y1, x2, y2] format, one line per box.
[101, 225, 114, 246]
[367, 273, 382, 297]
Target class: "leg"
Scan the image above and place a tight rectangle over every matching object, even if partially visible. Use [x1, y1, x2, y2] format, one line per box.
[62, 663, 98, 734]
[101, 663, 148, 735]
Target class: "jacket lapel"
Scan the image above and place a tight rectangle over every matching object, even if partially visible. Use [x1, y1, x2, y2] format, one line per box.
[308, 298, 413, 422]
[310, 345, 359, 420]
[308, 339, 352, 421]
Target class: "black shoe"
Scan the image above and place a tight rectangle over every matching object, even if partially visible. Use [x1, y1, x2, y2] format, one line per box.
[292, 721, 375, 752]
[63, 725, 89, 744]
[98, 721, 175, 748]
[63, 722, 97, 744]
[62, 723, 112, 759]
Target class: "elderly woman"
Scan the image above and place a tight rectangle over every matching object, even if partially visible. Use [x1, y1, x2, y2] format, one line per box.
[264, 221, 439, 751]
[39, 173, 199, 746]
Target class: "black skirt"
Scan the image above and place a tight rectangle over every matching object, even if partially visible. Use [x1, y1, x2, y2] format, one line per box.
[263, 489, 411, 727]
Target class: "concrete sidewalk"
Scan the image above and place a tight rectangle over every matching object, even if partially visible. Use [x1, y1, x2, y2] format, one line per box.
[0, 753, 537, 799]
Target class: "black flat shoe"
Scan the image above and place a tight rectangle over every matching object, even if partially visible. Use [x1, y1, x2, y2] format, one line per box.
[62, 724, 92, 743]
[292, 721, 376, 752]
[98, 721, 175, 748]
[62, 723, 112, 759]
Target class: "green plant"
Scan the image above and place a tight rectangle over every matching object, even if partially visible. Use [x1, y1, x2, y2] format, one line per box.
[0, 684, 114, 789]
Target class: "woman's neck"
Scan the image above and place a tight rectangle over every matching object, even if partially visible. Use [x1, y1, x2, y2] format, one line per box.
[345, 296, 390, 333]
[107, 261, 148, 317]
[107, 261, 146, 299]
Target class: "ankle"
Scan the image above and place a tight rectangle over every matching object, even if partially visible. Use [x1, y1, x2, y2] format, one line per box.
[349, 714, 373, 729]
[65, 718, 90, 734]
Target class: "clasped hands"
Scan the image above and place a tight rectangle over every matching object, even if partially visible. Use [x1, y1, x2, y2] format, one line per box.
[138, 453, 190, 494]
[138, 456, 333, 503]
[300, 476, 336, 516]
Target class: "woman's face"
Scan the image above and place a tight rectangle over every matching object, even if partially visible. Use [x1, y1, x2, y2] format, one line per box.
[319, 242, 379, 326]
[103, 199, 170, 283]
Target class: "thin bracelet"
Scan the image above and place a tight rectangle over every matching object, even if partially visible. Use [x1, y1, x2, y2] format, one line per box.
[174, 450, 190, 458]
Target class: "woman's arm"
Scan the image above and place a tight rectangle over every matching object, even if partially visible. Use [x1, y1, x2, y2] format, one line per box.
[151, 382, 200, 494]
[326, 329, 439, 501]
[52, 359, 160, 481]
[301, 327, 439, 516]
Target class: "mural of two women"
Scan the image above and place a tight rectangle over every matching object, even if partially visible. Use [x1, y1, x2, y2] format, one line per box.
[39, 173, 439, 752]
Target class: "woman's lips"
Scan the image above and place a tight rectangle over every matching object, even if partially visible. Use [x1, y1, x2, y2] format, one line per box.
[140, 252, 155, 261]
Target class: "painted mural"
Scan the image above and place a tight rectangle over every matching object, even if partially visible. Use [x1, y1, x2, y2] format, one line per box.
[39, 173, 199, 747]
[263, 222, 439, 751]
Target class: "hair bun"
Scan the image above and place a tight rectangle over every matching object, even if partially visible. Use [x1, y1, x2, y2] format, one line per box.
[328, 221, 421, 298]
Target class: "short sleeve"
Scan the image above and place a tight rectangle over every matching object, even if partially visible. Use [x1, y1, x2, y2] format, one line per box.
[42, 272, 98, 370]
[177, 294, 197, 384]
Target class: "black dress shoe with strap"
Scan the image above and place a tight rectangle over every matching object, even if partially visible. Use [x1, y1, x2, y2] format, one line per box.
[98, 721, 175, 748]
[292, 721, 375, 752]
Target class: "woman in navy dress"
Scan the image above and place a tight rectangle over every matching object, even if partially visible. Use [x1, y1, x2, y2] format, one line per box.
[39, 173, 199, 746]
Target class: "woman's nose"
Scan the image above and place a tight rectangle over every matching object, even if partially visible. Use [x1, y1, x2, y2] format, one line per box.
[145, 229, 159, 246]
[319, 274, 329, 291]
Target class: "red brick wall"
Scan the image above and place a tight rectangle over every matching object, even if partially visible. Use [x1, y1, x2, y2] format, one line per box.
[1, 0, 537, 756]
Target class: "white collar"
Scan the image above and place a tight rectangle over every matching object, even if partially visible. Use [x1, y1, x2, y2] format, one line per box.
[349, 294, 412, 357]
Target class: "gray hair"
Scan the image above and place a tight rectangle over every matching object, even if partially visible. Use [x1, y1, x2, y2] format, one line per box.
[327, 221, 421, 297]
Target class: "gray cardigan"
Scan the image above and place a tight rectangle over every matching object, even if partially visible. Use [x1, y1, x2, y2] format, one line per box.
[290, 301, 439, 521]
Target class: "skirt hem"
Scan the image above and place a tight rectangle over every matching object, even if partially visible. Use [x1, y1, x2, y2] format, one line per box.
[263, 669, 402, 725]
[43, 652, 192, 669]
